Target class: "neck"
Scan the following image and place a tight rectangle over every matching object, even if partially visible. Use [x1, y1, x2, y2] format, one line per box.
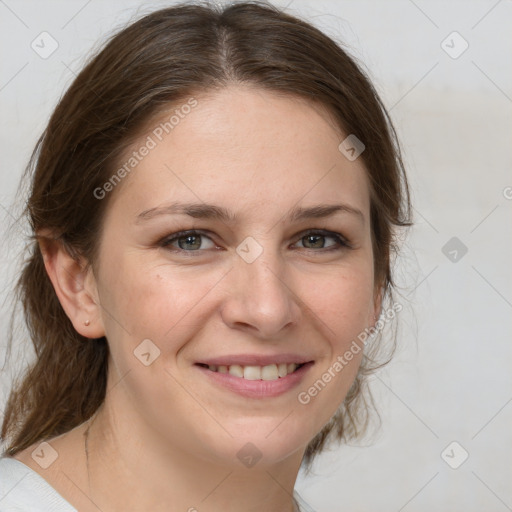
[84, 396, 304, 511]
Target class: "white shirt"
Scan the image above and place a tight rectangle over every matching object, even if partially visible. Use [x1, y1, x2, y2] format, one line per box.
[0, 456, 317, 511]
[0, 457, 76, 511]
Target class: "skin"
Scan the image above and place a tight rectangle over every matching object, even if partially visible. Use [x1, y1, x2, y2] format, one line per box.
[15, 85, 381, 512]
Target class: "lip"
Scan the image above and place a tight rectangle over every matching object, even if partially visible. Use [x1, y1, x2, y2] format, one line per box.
[195, 361, 314, 399]
[196, 353, 313, 367]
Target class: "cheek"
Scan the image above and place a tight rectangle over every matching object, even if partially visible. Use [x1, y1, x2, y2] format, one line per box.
[97, 253, 224, 356]
[98, 245, 375, 364]
[299, 264, 375, 345]
[292, 264, 373, 419]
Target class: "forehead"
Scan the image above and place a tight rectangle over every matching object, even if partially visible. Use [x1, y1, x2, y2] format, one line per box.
[106, 85, 371, 225]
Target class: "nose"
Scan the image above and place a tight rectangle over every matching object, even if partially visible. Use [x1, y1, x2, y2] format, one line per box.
[220, 247, 301, 340]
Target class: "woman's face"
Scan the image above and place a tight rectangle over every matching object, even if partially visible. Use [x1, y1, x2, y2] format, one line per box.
[92, 85, 380, 468]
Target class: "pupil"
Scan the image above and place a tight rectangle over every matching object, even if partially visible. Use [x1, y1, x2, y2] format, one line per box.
[180, 235, 200, 250]
[306, 235, 323, 248]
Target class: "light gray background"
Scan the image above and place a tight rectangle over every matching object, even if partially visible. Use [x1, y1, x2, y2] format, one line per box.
[1, 1, 511, 511]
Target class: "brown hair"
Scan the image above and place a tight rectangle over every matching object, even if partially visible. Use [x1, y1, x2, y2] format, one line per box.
[1, 0, 411, 469]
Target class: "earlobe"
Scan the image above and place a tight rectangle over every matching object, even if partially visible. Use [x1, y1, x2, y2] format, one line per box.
[38, 233, 105, 339]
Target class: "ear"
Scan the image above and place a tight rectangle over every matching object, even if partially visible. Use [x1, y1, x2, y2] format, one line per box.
[38, 231, 105, 339]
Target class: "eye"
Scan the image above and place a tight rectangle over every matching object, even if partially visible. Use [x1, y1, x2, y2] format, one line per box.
[292, 229, 350, 252]
[159, 228, 350, 255]
[160, 230, 217, 252]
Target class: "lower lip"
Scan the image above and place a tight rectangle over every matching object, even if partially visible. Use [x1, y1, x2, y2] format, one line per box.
[195, 362, 314, 399]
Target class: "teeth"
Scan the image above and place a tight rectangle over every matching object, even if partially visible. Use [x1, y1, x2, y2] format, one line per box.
[228, 365, 244, 378]
[205, 362, 302, 380]
[261, 364, 278, 381]
[243, 366, 261, 380]
[278, 363, 288, 377]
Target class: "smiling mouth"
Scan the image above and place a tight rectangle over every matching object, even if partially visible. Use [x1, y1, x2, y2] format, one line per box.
[195, 362, 308, 381]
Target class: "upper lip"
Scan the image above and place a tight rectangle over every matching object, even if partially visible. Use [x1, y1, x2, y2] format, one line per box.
[196, 353, 314, 367]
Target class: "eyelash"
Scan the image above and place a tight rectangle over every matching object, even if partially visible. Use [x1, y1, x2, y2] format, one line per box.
[159, 229, 351, 255]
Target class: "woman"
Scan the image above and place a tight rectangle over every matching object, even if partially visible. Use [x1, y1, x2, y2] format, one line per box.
[0, 1, 411, 510]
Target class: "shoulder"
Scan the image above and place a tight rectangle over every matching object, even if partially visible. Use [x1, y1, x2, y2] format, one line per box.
[0, 456, 77, 512]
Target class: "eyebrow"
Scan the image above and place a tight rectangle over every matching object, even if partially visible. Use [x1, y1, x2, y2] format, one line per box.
[136, 201, 365, 225]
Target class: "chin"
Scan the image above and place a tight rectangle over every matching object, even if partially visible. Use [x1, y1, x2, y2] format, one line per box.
[200, 415, 319, 469]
